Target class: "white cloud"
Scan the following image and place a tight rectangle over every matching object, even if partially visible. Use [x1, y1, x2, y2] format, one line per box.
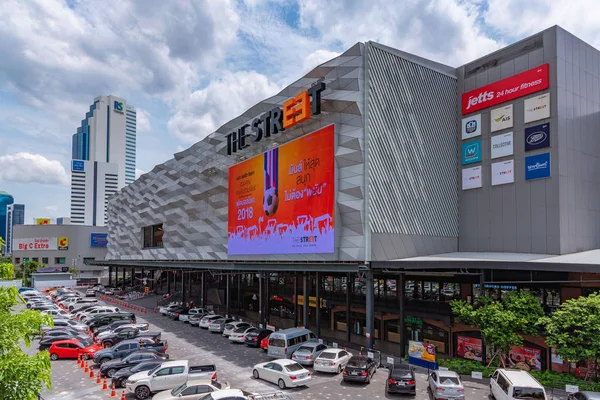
[303, 49, 342, 73]
[167, 71, 281, 143]
[42, 205, 59, 219]
[0, 153, 69, 186]
[136, 108, 152, 133]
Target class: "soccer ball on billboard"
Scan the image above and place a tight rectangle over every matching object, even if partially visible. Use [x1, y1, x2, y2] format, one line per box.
[263, 186, 279, 216]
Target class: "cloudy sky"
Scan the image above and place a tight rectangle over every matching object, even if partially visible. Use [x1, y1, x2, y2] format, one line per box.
[0, 0, 598, 222]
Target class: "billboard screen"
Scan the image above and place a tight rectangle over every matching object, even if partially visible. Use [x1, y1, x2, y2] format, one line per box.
[35, 218, 51, 225]
[228, 124, 335, 255]
[90, 233, 108, 247]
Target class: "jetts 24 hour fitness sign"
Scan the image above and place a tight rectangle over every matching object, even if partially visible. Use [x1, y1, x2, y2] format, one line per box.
[462, 64, 549, 115]
[226, 82, 326, 155]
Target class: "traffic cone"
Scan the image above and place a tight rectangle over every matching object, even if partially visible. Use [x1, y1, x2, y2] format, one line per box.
[80, 357, 85, 369]
[77, 354, 81, 366]
[109, 383, 118, 398]
[84, 361, 89, 373]
[89, 366, 95, 379]
[101, 377, 108, 391]
[96, 370, 101, 384]
[120, 390, 126, 400]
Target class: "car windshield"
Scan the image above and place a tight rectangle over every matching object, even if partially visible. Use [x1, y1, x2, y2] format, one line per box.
[132, 362, 155, 372]
[269, 338, 285, 347]
[76, 340, 91, 348]
[234, 327, 247, 333]
[513, 387, 545, 399]
[347, 358, 367, 368]
[318, 352, 336, 359]
[285, 363, 304, 372]
[171, 383, 187, 396]
[297, 346, 314, 353]
[440, 376, 460, 385]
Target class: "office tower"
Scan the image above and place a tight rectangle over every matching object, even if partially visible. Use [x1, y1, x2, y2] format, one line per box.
[70, 160, 118, 226]
[4, 204, 24, 256]
[0, 191, 14, 253]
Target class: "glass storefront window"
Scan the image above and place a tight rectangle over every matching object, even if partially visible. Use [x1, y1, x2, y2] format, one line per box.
[424, 282, 440, 301]
[546, 289, 560, 306]
[386, 279, 397, 298]
[405, 280, 422, 300]
[441, 282, 461, 301]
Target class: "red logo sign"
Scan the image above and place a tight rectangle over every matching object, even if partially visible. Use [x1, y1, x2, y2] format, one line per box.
[462, 64, 549, 115]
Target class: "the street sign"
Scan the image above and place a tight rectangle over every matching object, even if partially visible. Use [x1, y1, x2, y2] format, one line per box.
[566, 385, 579, 393]
[144, 286, 149, 293]
[332, 342, 338, 348]
[471, 371, 483, 379]
[387, 356, 394, 365]
[367, 352, 374, 358]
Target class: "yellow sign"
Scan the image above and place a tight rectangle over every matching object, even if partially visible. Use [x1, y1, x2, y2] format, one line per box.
[409, 340, 436, 362]
[36, 218, 51, 225]
[144, 286, 149, 293]
[296, 295, 323, 308]
[57, 237, 69, 250]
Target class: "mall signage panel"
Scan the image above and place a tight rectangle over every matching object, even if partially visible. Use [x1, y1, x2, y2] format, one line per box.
[13, 237, 58, 251]
[72, 159, 85, 172]
[525, 152, 551, 181]
[491, 132, 513, 159]
[227, 124, 335, 255]
[491, 160, 514, 186]
[90, 233, 109, 247]
[461, 64, 549, 114]
[35, 218, 51, 225]
[462, 166, 482, 190]
[58, 237, 69, 251]
[524, 93, 550, 123]
[461, 140, 482, 165]
[490, 104, 513, 132]
[525, 123, 550, 152]
[461, 114, 481, 140]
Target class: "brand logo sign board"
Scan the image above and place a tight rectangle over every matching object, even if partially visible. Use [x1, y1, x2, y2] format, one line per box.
[13, 237, 58, 251]
[492, 160, 515, 186]
[491, 132, 514, 159]
[462, 166, 482, 190]
[35, 218, 51, 225]
[461, 64, 549, 114]
[90, 233, 108, 248]
[71, 160, 85, 172]
[524, 93, 550, 123]
[58, 237, 69, 251]
[525, 123, 550, 152]
[490, 104, 513, 132]
[113, 101, 124, 114]
[462, 140, 482, 165]
[461, 114, 481, 140]
[525, 153, 551, 181]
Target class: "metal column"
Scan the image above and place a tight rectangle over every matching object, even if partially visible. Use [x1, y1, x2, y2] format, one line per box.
[264, 273, 270, 326]
[398, 273, 405, 358]
[201, 272, 205, 307]
[121, 268, 126, 289]
[259, 273, 264, 327]
[108, 267, 112, 287]
[315, 272, 321, 338]
[237, 275, 241, 313]
[188, 272, 192, 299]
[346, 272, 351, 343]
[365, 268, 374, 349]
[479, 270, 486, 366]
[167, 270, 171, 294]
[303, 272, 309, 328]
[181, 270, 186, 304]
[294, 275, 299, 327]
[226, 275, 230, 317]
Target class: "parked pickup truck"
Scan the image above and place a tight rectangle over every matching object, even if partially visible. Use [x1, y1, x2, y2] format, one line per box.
[125, 360, 216, 399]
[100, 328, 161, 347]
[93, 338, 168, 365]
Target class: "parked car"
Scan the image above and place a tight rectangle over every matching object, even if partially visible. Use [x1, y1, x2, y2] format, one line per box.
[568, 392, 600, 400]
[39, 330, 91, 350]
[85, 288, 96, 297]
[342, 355, 377, 384]
[96, 323, 151, 341]
[44, 319, 88, 333]
[208, 318, 234, 334]
[76, 306, 120, 320]
[291, 343, 328, 366]
[178, 308, 211, 323]
[159, 304, 180, 316]
[95, 320, 140, 336]
[93, 338, 168, 365]
[100, 328, 161, 348]
[69, 299, 99, 312]
[252, 359, 311, 389]
[313, 348, 352, 374]
[48, 338, 104, 360]
[267, 328, 316, 359]
[167, 307, 189, 320]
[427, 369, 463, 399]
[41, 309, 71, 319]
[153, 378, 231, 400]
[103, 288, 115, 295]
[261, 335, 270, 351]
[228, 326, 257, 343]
[245, 329, 273, 348]
[199, 315, 223, 329]
[112, 360, 164, 389]
[125, 360, 217, 400]
[490, 369, 547, 400]
[222, 321, 250, 337]
[100, 350, 169, 378]
[386, 363, 416, 395]
[87, 313, 137, 332]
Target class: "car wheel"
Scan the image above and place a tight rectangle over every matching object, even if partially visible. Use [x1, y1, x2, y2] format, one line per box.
[115, 378, 124, 388]
[103, 342, 112, 348]
[135, 385, 151, 400]
[99, 358, 109, 365]
[107, 368, 117, 378]
[252, 369, 260, 379]
[49, 353, 59, 361]
[278, 379, 286, 389]
[337, 365, 342, 374]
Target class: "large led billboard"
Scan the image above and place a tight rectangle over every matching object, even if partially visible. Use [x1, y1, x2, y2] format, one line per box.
[228, 124, 335, 255]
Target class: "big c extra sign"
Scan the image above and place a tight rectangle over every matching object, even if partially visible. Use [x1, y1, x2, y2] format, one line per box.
[226, 82, 326, 155]
[462, 64, 549, 114]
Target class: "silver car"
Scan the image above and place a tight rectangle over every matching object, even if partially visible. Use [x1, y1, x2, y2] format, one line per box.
[428, 370, 465, 400]
[291, 343, 328, 366]
[208, 318, 234, 333]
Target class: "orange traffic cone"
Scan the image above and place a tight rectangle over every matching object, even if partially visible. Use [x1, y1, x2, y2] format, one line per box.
[101, 377, 108, 391]
[77, 354, 81, 366]
[84, 361, 89, 373]
[109, 383, 118, 398]
[89, 366, 95, 379]
[120, 390, 126, 400]
[80, 356, 85, 369]
[96, 370, 101, 384]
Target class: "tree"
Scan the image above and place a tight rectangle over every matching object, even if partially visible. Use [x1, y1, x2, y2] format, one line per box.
[544, 292, 600, 379]
[0, 262, 14, 280]
[0, 286, 53, 399]
[451, 290, 545, 366]
[17, 261, 42, 287]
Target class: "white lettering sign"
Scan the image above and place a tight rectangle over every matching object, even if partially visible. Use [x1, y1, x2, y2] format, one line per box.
[491, 132, 514, 159]
[524, 93, 550, 123]
[472, 371, 483, 379]
[491, 104, 513, 132]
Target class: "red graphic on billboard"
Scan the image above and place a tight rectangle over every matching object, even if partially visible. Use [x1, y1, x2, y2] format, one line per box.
[462, 64, 549, 115]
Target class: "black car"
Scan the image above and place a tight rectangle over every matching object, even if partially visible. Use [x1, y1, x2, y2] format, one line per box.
[94, 320, 132, 336]
[87, 313, 136, 331]
[100, 350, 168, 378]
[167, 306, 189, 320]
[111, 360, 164, 388]
[386, 363, 416, 395]
[245, 329, 273, 348]
[39, 331, 90, 351]
[342, 355, 377, 384]
[100, 328, 161, 347]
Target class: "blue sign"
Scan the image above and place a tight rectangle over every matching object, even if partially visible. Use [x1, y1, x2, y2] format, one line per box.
[525, 123, 550, 152]
[114, 101, 123, 111]
[525, 153, 551, 181]
[72, 160, 85, 172]
[90, 233, 108, 247]
[462, 140, 482, 165]
[465, 119, 477, 134]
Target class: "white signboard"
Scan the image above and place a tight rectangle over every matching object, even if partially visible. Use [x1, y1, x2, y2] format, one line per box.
[565, 385, 579, 393]
[332, 342, 338, 348]
[462, 166, 482, 190]
[387, 356, 394, 365]
[472, 371, 483, 379]
[367, 352, 374, 359]
[491, 132, 514, 159]
[492, 160, 515, 186]
[13, 237, 58, 251]
[524, 93, 550, 123]
[461, 114, 481, 140]
[491, 104, 513, 132]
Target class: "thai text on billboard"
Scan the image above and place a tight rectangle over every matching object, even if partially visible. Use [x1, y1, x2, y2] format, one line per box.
[228, 124, 335, 255]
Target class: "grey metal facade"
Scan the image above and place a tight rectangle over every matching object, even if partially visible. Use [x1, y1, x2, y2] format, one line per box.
[365, 43, 459, 261]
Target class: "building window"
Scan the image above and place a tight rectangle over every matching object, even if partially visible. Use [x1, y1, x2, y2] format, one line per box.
[23, 258, 29, 263]
[32, 258, 39, 263]
[14, 258, 20, 264]
[83, 257, 95, 265]
[142, 224, 164, 248]
[55, 258, 66, 264]
[42, 257, 49, 264]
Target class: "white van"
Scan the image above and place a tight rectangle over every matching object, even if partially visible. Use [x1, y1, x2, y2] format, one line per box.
[490, 369, 547, 400]
[267, 327, 317, 359]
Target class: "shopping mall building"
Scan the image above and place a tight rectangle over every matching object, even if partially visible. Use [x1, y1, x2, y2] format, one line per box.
[99, 26, 600, 371]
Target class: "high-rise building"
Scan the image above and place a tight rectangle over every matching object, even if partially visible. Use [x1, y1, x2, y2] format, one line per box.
[4, 204, 24, 256]
[0, 191, 14, 252]
[56, 217, 71, 225]
[70, 95, 136, 226]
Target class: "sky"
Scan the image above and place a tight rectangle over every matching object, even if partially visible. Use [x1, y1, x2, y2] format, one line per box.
[1, 0, 600, 222]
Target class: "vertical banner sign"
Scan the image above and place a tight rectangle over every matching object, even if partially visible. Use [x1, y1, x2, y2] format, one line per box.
[525, 123, 550, 152]
[462, 64, 549, 114]
[462, 166, 482, 190]
[491, 132, 514, 159]
[525, 153, 551, 181]
[490, 104, 513, 132]
[524, 93, 550, 123]
[491, 160, 515, 186]
[462, 140, 482, 165]
[228, 125, 335, 255]
[461, 114, 481, 140]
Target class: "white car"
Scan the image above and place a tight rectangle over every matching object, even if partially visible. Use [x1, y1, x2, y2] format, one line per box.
[69, 299, 99, 312]
[59, 297, 80, 307]
[199, 315, 223, 329]
[76, 306, 119, 320]
[222, 321, 250, 337]
[41, 309, 72, 319]
[178, 308, 209, 323]
[228, 326, 257, 343]
[95, 323, 149, 341]
[85, 288, 96, 297]
[313, 348, 353, 374]
[252, 359, 311, 389]
[159, 304, 180, 315]
[103, 288, 115, 295]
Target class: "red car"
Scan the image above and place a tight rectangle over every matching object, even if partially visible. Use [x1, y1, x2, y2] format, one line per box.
[261, 334, 270, 351]
[48, 339, 103, 361]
